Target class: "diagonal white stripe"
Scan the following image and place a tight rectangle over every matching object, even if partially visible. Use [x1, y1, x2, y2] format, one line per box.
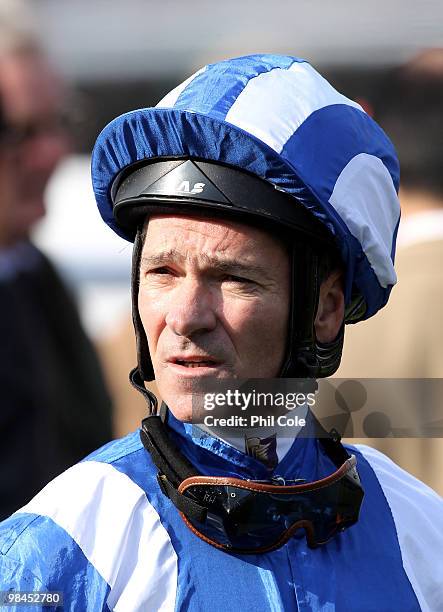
[20, 461, 177, 612]
[357, 444, 443, 612]
[225, 62, 362, 153]
[329, 153, 400, 288]
[156, 66, 207, 109]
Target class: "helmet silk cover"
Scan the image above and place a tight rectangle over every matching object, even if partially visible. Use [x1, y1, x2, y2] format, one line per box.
[92, 54, 400, 320]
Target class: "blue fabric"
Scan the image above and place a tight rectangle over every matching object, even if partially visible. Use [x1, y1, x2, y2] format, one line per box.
[172, 54, 301, 120]
[92, 109, 300, 240]
[0, 422, 423, 611]
[93, 108, 395, 318]
[166, 408, 337, 482]
[282, 105, 400, 200]
[0, 513, 111, 611]
[281, 104, 400, 312]
[91, 54, 400, 320]
[108, 427, 421, 611]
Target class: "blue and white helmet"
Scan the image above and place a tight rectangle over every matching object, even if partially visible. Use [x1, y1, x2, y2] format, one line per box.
[91, 54, 400, 380]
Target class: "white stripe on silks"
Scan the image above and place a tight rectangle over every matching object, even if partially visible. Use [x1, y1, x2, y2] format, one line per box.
[224, 62, 363, 153]
[20, 461, 177, 612]
[156, 66, 207, 109]
[357, 444, 443, 612]
[328, 153, 400, 288]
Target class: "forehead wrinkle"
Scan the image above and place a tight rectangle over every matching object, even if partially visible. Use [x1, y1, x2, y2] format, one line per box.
[141, 248, 185, 268]
[140, 248, 272, 279]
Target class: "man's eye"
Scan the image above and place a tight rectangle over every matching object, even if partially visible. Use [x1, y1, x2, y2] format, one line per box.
[223, 274, 253, 284]
[148, 267, 173, 276]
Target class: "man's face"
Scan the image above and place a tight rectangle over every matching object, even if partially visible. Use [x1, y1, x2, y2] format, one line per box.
[139, 215, 291, 421]
[0, 50, 69, 247]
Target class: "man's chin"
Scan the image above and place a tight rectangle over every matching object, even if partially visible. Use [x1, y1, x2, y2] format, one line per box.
[155, 367, 236, 422]
[164, 398, 195, 423]
[157, 386, 209, 424]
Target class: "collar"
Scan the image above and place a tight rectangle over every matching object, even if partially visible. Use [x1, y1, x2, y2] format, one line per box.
[165, 407, 338, 484]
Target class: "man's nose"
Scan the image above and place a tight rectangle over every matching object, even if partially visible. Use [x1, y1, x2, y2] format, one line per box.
[165, 279, 217, 337]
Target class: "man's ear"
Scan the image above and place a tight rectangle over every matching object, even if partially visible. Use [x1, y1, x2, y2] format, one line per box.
[314, 270, 345, 343]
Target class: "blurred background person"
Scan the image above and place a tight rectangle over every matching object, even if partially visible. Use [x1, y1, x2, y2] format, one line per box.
[337, 49, 443, 495]
[0, 1, 112, 519]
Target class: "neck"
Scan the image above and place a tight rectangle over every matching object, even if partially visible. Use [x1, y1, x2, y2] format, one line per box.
[196, 403, 309, 469]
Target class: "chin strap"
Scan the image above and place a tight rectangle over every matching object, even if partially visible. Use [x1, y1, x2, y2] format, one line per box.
[131, 228, 155, 381]
[130, 367, 157, 414]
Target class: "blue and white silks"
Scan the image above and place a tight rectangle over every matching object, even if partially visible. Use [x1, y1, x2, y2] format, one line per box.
[92, 54, 400, 320]
[0, 414, 442, 611]
[1, 56, 438, 611]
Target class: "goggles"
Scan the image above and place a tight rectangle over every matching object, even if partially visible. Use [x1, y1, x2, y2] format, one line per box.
[139, 402, 364, 554]
[176, 455, 362, 553]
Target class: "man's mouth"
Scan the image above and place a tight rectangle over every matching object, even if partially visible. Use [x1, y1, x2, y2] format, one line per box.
[170, 357, 219, 368]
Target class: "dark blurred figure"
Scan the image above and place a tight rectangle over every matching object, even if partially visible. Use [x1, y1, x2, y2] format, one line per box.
[0, 7, 112, 519]
[338, 49, 443, 494]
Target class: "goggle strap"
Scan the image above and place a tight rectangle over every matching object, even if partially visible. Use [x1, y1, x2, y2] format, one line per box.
[319, 432, 350, 467]
[140, 416, 208, 523]
[157, 474, 207, 524]
[310, 415, 351, 468]
[140, 415, 199, 486]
